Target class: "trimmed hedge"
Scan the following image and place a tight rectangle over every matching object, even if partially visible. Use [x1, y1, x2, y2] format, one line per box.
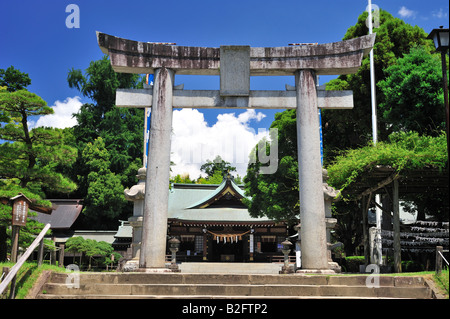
[342, 256, 365, 272]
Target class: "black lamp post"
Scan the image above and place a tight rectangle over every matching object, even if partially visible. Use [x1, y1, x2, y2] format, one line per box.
[428, 26, 449, 158]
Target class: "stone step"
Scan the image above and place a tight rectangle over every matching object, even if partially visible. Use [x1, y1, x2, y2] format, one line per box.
[37, 272, 432, 299]
[40, 281, 431, 299]
[37, 294, 402, 299]
[41, 283, 430, 299]
[47, 272, 428, 287]
[179, 262, 283, 274]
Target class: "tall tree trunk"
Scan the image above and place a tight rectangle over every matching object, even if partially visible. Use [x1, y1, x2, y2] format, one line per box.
[19, 110, 35, 188]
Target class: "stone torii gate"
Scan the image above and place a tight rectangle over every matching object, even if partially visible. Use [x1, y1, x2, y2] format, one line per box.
[97, 32, 375, 271]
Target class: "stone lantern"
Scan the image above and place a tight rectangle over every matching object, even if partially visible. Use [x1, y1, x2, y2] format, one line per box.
[168, 237, 181, 272]
[123, 167, 146, 271]
[280, 239, 293, 274]
[294, 170, 342, 273]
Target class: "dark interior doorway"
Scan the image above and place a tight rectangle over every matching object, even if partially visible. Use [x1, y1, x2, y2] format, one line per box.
[211, 239, 243, 262]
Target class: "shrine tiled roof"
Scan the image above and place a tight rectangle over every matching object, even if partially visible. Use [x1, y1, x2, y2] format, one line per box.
[168, 178, 272, 223]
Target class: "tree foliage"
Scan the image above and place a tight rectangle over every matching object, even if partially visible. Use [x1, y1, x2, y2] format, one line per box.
[170, 173, 195, 184]
[327, 131, 448, 192]
[200, 155, 236, 178]
[243, 10, 448, 253]
[0, 66, 31, 92]
[65, 236, 120, 270]
[67, 56, 145, 228]
[196, 170, 228, 185]
[171, 155, 243, 185]
[244, 109, 299, 223]
[378, 46, 447, 135]
[80, 137, 127, 228]
[322, 9, 432, 163]
[0, 89, 77, 193]
[0, 68, 76, 261]
[327, 131, 448, 223]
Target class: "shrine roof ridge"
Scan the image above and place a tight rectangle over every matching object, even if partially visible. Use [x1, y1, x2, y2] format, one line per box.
[97, 32, 376, 76]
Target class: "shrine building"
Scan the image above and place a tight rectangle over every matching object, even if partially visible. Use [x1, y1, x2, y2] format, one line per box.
[124, 170, 288, 264]
[167, 175, 288, 262]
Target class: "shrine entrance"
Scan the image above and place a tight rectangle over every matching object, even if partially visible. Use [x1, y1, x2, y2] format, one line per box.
[98, 31, 375, 271]
[207, 226, 248, 262]
[212, 240, 244, 262]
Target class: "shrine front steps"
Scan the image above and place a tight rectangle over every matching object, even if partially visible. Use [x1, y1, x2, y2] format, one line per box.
[36, 272, 434, 299]
[179, 262, 283, 274]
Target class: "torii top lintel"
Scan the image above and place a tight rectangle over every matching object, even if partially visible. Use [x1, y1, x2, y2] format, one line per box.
[97, 32, 375, 76]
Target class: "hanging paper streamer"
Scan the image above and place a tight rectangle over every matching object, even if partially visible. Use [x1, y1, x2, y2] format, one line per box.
[207, 230, 251, 244]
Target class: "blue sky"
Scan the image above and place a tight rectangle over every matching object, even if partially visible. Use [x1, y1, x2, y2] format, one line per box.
[1, 0, 448, 178]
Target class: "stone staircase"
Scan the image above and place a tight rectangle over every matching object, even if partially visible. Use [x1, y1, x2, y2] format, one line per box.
[179, 262, 283, 274]
[36, 271, 434, 299]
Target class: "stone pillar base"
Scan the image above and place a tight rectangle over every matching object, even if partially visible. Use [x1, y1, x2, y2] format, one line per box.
[122, 259, 140, 272]
[136, 268, 173, 273]
[168, 263, 181, 272]
[296, 269, 337, 274]
[279, 265, 295, 274]
[328, 261, 342, 273]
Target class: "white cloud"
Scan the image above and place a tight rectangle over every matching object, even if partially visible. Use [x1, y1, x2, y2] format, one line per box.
[170, 109, 268, 179]
[398, 6, 416, 19]
[432, 8, 448, 19]
[29, 96, 82, 129]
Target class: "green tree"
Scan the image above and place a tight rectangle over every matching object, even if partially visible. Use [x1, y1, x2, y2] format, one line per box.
[244, 110, 299, 223]
[80, 137, 127, 228]
[327, 131, 448, 222]
[65, 236, 86, 265]
[200, 155, 236, 179]
[0, 66, 31, 92]
[0, 68, 76, 261]
[170, 173, 195, 184]
[322, 9, 432, 163]
[67, 55, 144, 154]
[0, 89, 77, 193]
[67, 56, 145, 228]
[331, 201, 363, 257]
[243, 10, 446, 250]
[0, 79, 76, 261]
[65, 236, 120, 270]
[196, 170, 227, 185]
[378, 46, 447, 135]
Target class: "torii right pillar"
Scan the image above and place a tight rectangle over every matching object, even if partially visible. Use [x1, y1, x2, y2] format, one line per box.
[296, 69, 329, 271]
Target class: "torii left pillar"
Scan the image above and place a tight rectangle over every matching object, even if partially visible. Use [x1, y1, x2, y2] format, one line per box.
[139, 67, 174, 269]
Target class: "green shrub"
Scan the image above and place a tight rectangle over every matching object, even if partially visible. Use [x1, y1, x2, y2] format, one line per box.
[400, 260, 424, 272]
[343, 256, 365, 272]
